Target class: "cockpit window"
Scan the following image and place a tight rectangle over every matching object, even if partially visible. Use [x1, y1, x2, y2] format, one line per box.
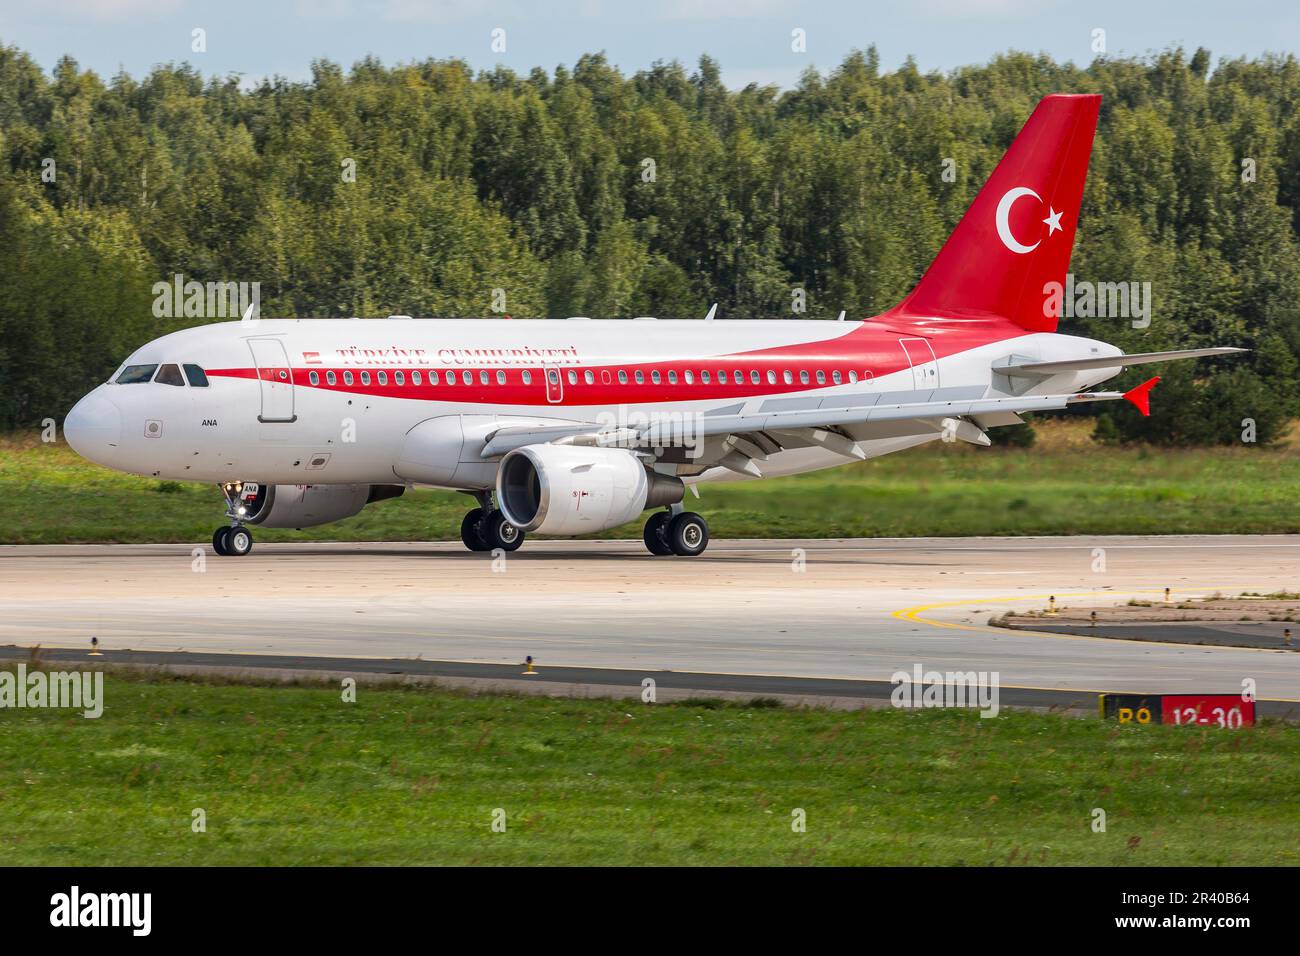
[183, 364, 209, 387]
[116, 364, 158, 384]
[154, 364, 185, 386]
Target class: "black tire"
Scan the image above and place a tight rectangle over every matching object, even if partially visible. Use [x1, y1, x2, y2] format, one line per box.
[483, 510, 525, 552]
[667, 512, 709, 557]
[643, 511, 673, 556]
[460, 508, 490, 551]
[226, 525, 254, 556]
[212, 527, 230, 556]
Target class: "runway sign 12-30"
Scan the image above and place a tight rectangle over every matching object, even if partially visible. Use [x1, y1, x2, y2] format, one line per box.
[1099, 694, 1255, 728]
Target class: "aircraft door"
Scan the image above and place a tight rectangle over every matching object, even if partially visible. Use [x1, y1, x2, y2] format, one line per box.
[899, 338, 940, 396]
[247, 338, 296, 422]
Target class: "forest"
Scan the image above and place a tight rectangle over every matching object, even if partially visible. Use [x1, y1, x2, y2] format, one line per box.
[0, 42, 1297, 443]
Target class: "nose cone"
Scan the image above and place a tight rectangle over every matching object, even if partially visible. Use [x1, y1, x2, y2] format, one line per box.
[65, 392, 122, 463]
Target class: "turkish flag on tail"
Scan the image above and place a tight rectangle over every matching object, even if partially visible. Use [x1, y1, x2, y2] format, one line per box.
[889, 93, 1101, 333]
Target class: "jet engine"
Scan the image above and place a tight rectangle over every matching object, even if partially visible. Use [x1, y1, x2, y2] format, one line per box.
[240, 483, 405, 529]
[496, 445, 683, 535]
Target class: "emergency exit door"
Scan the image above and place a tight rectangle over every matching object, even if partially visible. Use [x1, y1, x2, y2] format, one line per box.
[544, 365, 564, 403]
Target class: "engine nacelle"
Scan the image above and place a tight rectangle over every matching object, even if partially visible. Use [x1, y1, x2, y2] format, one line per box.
[242, 483, 404, 529]
[496, 445, 683, 535]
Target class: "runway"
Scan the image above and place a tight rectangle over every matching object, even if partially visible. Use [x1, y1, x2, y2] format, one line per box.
[2, 535, 1299, 705]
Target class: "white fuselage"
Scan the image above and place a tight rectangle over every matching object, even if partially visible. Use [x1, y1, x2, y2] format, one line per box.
[64, 316, 1121, 489]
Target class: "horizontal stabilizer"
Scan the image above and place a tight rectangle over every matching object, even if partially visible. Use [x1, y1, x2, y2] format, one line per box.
[1003, 347, 1245, 376]
[1123, 376, 1160, 417]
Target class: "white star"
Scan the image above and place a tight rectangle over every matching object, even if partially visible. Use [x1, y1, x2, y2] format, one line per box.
[1043, 206, 1064, 236]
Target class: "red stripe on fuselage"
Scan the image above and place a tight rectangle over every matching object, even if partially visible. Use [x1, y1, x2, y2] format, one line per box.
[207, 317, 1024, 406]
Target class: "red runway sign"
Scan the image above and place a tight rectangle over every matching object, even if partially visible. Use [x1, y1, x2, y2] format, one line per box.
[1100, 693, 1255, 727]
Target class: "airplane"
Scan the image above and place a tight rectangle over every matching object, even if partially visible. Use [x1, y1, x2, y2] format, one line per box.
[63, 93, 1242, 558]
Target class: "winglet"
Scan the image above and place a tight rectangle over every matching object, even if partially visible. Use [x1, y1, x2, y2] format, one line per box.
[1123, 376, 1160, 416]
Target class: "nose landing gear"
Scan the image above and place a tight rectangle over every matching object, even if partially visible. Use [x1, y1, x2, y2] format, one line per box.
[212, 481, 255, 557]
[213, 524, 254, 556]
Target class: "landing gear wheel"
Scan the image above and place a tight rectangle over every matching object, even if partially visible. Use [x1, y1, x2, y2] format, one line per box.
[667, 512, 709, 557]
[460, 508, 491, 551]
[643, 511, 673, 556]
[225, 525, 254, 556]
[483, 511, 525, 552]
[212, 527, 230, 556]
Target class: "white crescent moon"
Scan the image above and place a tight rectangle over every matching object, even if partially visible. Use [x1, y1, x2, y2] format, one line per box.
[995, 186, 1041, 254]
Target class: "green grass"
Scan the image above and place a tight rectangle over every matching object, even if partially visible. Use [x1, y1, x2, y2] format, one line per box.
[4, 424, 1299, 543]
[2, 669, 1296, 865]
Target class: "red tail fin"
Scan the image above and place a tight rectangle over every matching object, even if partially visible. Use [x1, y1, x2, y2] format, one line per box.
[889, 94, 1101, 332]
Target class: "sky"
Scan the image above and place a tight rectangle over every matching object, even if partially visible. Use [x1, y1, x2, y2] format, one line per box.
[0, 0, 1296, 89]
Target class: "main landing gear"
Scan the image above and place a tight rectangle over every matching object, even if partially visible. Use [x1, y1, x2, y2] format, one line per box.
[643, 509, 709, 557]
[212, 481, 254, 557]
[460, 495, 525, 553]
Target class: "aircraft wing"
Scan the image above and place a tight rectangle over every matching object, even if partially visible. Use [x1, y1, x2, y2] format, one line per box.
[479, 379, 1161, 459]
[634, 379, 1160, 445]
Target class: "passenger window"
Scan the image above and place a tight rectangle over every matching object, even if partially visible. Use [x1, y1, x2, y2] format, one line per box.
[750, 370, 759, 384]
[395, 371, 405, 386]
[183, 364, 209, 387]
[154, 364, 185, 387]
[651, 370, 661, 384]
[667, 370, 677, 385]
[718, 370, 728, 384]
[480, 370, 489, 385]
[522, 370, 531, 385]
[496, 370, 506, 385]
[782, 370, 793, 385]
[701, 370, 710, 384]
[461, 370, 472, 385]
[766, 370, 777, 385]
[848, 371, 858, 384]
[584, 370, 594, 385]
[360, 371, 371, 386]
[309, 371, 320, 386]
[327, 371, 337, 385]
[683, 370, 694, 384]
[832, 370, 842, 384]
[567, 370, 577, 385]
[799, 370, 809, 384]
[617, 370, 628, 384]
[816, 370, 826, 384]
[377, 371, 388, 386]
[547, 369, 558, 384]
[411, 371, 421, 386]
[344, 371, 354, 385]
[116, 364, 158, 384]
[635, 370, 645, 384]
